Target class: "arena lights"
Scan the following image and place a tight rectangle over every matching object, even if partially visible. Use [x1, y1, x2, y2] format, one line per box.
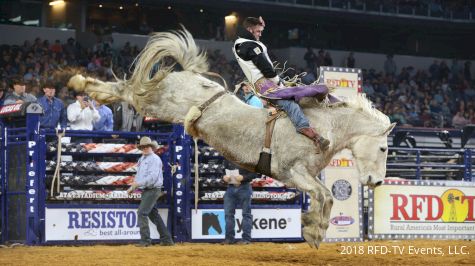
[225, 14, 237, 23]
[99, 4, 102, 8]
[49, 0, 64, 6]
[200, 9, 204, 13]
[135, 3, 139, 7]
[119, 6, 123, 10]
[168, 6, 172, 10]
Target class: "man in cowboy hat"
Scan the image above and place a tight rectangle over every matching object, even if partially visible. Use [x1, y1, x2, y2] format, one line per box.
[3, 76, 37, 105]
[127, 136, 174, 247]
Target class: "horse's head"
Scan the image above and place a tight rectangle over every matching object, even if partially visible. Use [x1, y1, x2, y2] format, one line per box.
[349, 122, 396, 188]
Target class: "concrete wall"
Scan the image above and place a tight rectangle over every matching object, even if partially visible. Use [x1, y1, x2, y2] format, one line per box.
[0, 24, 75, 45]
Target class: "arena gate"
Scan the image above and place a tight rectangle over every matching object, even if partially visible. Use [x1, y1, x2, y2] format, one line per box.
[0, 103, 180, 244]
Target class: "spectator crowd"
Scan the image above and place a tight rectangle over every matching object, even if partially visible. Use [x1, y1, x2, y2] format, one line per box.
[0, 36, 474, 131]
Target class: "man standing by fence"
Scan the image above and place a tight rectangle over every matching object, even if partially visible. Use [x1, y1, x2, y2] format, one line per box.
[37, 80, 67, 129]
[127, 136, 174, 247]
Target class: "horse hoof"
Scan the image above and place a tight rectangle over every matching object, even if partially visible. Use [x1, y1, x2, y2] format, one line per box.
[303, 228, 317, 248]
[314, 240, 321, 249]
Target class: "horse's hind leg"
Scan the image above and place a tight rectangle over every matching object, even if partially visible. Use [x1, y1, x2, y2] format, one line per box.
[290, 163, 331, 248]
[68, 74, 124, 103]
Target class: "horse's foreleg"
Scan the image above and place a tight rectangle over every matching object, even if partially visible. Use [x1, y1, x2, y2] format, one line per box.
[321, 187, 333, 230]
[289, 163, 328, 248]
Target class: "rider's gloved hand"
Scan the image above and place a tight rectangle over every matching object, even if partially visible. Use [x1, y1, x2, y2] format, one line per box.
[270, 75, 280, 85]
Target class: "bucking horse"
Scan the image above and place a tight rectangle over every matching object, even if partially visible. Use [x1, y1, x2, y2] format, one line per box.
[63, 29, 395, 248]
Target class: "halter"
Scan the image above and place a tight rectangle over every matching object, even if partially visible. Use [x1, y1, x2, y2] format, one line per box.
[197, 90, 227, 112]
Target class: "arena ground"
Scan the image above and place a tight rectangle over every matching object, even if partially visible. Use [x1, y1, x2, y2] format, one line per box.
[0, 239, 473, 265]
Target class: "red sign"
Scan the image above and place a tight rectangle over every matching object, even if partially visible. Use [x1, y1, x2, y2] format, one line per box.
[0, 103, 22, 115]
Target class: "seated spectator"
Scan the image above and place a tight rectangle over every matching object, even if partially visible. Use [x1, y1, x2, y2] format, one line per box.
[67, 91, 100, 130]
[93, 100, 113, 131]
[0, 86, 5, 106]
[3, 77, 37, 105]
[452, 111, 469, 129]
[50, 40, 63, 54]
[37, 80, 67, 129]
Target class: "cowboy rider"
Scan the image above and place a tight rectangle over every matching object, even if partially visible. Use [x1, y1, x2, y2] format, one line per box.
[232, 16, 330, 151]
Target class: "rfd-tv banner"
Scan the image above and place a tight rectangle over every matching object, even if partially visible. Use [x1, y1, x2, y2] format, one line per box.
[191, 208, 301, 240]
[369, 180, 475, 240]
[322, 149, 363, 242]
[319, 67, 361, 101]
[45, 207, 168, 241]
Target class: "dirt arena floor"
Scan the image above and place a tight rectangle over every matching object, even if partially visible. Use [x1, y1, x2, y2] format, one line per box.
[0, 239, 473, 266]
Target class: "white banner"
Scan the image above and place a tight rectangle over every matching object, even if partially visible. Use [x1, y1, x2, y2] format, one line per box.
[322, 149, 363, 242]
[369, 180, 475, 239]
[45, 207, 168, 241]
[320, 67, 361, 101]
[191, 209, 301, 239]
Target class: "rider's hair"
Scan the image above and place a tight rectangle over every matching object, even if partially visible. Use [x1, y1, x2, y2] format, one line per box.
[243, 17, 263, 28]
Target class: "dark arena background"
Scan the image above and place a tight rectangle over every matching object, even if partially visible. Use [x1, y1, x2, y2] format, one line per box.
[0, 0, 475, 265]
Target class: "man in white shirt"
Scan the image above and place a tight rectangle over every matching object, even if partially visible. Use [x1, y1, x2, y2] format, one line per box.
[67, 91, 100, 130]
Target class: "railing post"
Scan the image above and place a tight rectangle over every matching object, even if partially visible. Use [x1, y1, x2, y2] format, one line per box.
[463, 149, 472, 181]
[415, 150, 421, 180]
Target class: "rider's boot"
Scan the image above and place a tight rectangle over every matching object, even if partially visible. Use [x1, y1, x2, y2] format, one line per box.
[298, 127, 330, 152]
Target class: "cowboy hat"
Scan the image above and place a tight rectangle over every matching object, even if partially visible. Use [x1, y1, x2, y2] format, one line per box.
[138, 136, 158, 149]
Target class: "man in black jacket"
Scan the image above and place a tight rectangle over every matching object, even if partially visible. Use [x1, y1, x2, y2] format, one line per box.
[232, 16, 329, 151]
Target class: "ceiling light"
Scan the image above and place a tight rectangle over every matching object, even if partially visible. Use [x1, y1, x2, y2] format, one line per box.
[49, 0, 64, 6]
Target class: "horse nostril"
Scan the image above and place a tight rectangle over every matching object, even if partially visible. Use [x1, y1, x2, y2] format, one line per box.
[368, 175, 372, 183]
[375, 181, 383, 187]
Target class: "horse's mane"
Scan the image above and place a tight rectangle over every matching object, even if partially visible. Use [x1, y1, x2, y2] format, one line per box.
[128, 27, 209, 104]
[345, 94, 390, 126]
[302, 94, 390, 127]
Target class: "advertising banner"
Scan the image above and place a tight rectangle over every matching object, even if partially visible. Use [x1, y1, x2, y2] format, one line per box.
[322, 149, 364, 242]
[45, 207, 168, 241]
[320, 67, 361, 101]
[369, 180, 475, 240]
[191, 208, 301, 240]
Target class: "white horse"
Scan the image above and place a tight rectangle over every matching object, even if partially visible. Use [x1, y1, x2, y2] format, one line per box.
[65, 29, 395, 248]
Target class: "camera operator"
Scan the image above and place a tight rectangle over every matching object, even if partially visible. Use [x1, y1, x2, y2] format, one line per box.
[67, 91, 100, 142]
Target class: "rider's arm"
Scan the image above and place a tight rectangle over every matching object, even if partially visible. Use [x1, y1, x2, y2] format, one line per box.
[236, 42, 278, 79]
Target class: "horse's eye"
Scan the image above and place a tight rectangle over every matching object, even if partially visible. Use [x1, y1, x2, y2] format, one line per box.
[380, 147, 387, 152]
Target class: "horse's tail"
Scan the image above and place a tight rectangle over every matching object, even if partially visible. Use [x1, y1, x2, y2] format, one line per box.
[128, 27, 209, 98]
